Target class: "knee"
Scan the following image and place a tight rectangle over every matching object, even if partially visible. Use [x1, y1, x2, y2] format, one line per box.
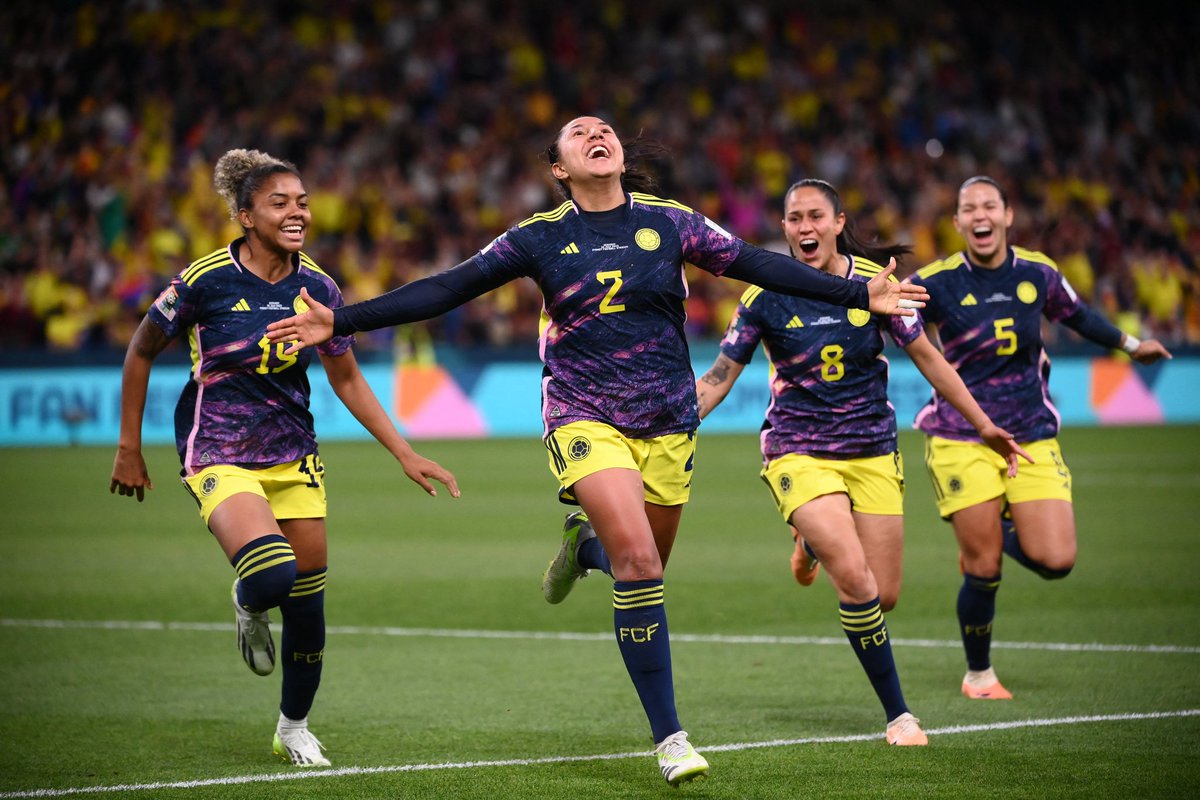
[1036, 559, 1074, 580]
[232, 535, 297, 611]
[611, 549, 664, 582]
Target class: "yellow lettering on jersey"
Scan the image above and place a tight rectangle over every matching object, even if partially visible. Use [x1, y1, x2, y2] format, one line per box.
[597, 270, 625, 313]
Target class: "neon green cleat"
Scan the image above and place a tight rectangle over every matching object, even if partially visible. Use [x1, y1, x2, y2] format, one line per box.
[541, 511, 595, 604]
[231, 579, 275, 676]
[654, 730, 709, 786]
[273, 727, 331, 767]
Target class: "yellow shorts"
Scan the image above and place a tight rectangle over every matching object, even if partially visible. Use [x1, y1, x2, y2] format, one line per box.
[761, 451, 904, 522]
[923, 436, 1072, 519]
[545, 420, 696, 506]
[181, 454, 327, 525]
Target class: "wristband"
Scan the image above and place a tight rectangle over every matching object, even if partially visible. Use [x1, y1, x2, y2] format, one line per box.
[1121, 335, 1141, 354]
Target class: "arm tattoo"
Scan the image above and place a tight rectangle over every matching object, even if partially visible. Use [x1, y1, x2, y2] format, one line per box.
[699, 359, 732, 387]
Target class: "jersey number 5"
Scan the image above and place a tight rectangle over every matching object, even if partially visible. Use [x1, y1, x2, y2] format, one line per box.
[596, 270, 626, 314]
[994, 318, 1018, 356]
[256, 335, 299, 374]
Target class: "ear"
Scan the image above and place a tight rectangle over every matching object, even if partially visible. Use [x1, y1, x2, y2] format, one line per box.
[550, 162, 569, 181]
[834, 212, 846, 236]
[237, 207, 253, 229]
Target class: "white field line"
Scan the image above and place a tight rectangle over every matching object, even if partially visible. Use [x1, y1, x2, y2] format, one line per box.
[3, 617, 1199, 655]
[0, 709, 1197, 799]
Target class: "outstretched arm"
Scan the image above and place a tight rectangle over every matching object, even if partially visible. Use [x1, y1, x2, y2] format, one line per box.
[320, 348, 461, 498]
[722, 246, 928, 316]
[696, 353, 747, 420]
[267, 257, 507, 353]
[110, 317, 171, 501]
[1060, 305, 1173, 364]
[905, 333, 1032, 477]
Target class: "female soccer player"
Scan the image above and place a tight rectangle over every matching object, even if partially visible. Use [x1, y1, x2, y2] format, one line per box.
[695, 179, 1029, 746]
[265, 117, 929, 785]
[909, 176, 1171, 700]
[109, 149, 459, 767]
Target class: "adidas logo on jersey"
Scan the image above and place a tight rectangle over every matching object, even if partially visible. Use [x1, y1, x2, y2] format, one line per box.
[231, 298, 251, 311]
[560, 243, 580, 254]
[960, 294, 978, 306]
[786, 316, 805, 329]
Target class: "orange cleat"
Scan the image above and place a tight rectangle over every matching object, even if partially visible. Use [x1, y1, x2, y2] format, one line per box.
[790, 536, 821, 586]
[886, 712, 929, 746]
[961, 667, 1013, 700]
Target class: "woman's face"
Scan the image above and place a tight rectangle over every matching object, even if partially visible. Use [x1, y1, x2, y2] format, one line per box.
[954, 181, 1013, 267]
[239, 172, 310, 253]
[782, 185, 845, 271]
[551, 116, 625, 186]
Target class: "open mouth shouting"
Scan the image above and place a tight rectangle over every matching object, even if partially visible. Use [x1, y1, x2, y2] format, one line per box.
[797, 238, 820, 258]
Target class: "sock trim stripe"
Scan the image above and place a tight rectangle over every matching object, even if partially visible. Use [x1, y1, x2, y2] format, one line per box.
[238, 553, 297, 579]
[613, 597, 664, 610]
[613, 586, 664, 600]
[839, 604, 883, 620]
[235, 542, 295, 572]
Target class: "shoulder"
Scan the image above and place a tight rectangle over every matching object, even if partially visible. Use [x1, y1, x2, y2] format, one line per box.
[628, 192, 695, 214]
[179, 247, 235, 287]
[516, 201, 575, 229]
[852, 256, 895, 283]
[915, 252, 967, 281]
[297, 252, 338, 286]
[1012, 246, 1060, 273]
[738, 285, 767, 309]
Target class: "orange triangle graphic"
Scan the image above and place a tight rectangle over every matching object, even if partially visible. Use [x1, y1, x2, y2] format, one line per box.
[1090, 357, 1131, 408]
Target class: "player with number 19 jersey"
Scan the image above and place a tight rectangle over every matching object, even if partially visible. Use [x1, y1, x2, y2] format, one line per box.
[908, 246, 1084, 443]
[718, 257, 923, 461]
[148, 239, 352, 474]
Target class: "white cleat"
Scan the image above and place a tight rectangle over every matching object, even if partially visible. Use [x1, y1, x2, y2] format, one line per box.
[231, 579, 275, 676]
[654, 730, 709, 786]
[273, 726, 331, 767]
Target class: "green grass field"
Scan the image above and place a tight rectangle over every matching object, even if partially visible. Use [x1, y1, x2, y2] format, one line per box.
[2, 426, 1199, 799]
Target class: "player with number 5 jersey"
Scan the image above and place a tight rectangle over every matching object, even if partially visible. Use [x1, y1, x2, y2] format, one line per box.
[110, 149, 459, 769]
[907, 176, 1171, 701]
[265, 116, 929, 786]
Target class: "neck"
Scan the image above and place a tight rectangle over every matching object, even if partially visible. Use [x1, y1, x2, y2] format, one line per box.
[240, 238, 293, 281]
[570, 180, 627, 212]
[971, 246, 1008, 269]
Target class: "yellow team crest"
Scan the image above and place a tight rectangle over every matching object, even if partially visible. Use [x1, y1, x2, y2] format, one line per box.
[294, 294, 311, 314]
[847, 308, 872, 327]
[1017, 281, 1038, 304]
[635, 228, 661, 251]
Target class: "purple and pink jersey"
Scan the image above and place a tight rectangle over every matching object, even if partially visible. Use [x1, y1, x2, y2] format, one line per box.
[474, 193, 742, 439]
[148, 239, 351, 474]
[718, 256, 923, 461]
[908, 246, 1084, 443]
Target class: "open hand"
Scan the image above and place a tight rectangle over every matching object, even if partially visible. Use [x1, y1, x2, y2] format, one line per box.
[266, 287, 334, 354]
[867, 260, 928, 317]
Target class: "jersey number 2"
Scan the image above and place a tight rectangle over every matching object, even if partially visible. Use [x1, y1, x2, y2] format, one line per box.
[596, 270, 626, 313]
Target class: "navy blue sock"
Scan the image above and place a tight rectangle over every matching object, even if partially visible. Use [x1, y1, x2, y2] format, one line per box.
[1002, 517, 1073, 580]
[231, 535, 297, 611]
[578, 537, 612, 576]
[278, 568, 326, 721]
[613, 580, 680, 743]
[840, 597, 908, 722]
[958, 571, 1001, 671]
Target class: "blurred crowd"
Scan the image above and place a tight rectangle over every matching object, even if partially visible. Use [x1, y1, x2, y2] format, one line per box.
[2, 0, 1198, 358]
